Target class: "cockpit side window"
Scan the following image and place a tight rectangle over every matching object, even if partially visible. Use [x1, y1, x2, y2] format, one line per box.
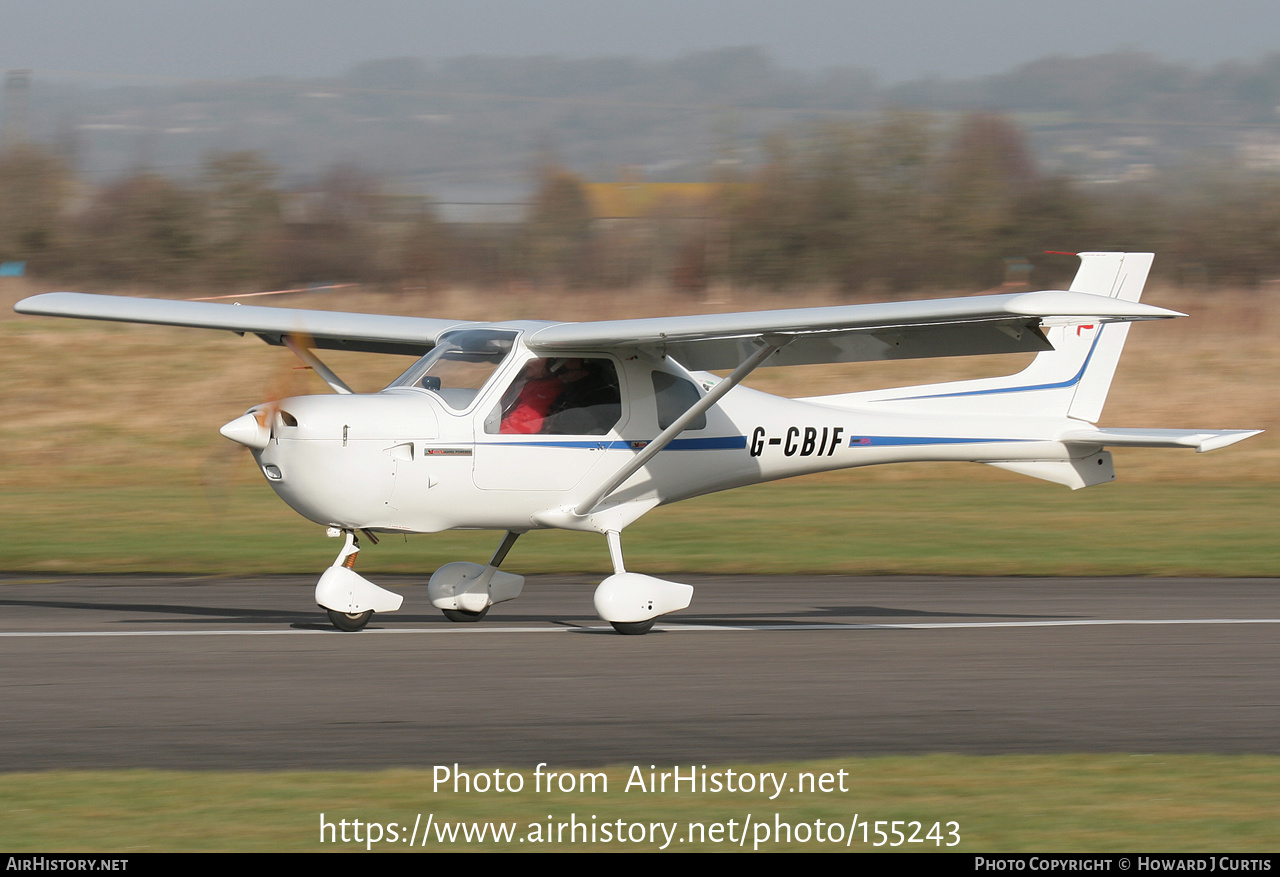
[486, 357, 622, 435]
[652, 371, 706, 431]
[385, 329, 517, 410]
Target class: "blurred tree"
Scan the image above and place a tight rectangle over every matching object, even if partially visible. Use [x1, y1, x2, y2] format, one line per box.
[669, 234, 708, 294]
[527, 163, 593, 286]
[71, 172, 204, 285]
[725, 114, 943, 292]
[273, 163, 384, 286]
[798, 124, 863, 290]
[200, 150, 282, 287]
[725, 131, 808, 288]
[855, 112, 941, 289]
[1170, 167, 1280, 285]
[0, 144, 73, 270]
[398, 203, 452, 290]
[936, 112, 1040, 286]
[314, 163, 384, 226]
[1007, 176, 1100, 274]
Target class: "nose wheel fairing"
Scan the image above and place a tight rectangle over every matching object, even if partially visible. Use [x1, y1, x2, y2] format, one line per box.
[314, 532, 403, 629]
[315, 565, 405, 615]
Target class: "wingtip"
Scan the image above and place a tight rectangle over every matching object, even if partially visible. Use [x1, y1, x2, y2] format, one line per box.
[1196, 429, 1264, 453]
[1008, 290, 1184, 320]
[14, 291, 94, 315]
[13, 292, 61, 315]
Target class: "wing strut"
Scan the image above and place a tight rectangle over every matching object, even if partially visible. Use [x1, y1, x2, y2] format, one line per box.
[574, 334, 793, 516]
[283, 335, 354, 395]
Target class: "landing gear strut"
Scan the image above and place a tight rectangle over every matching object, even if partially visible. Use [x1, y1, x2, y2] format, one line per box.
[315, 529, 403, 631]
[593, 530, 693, 635]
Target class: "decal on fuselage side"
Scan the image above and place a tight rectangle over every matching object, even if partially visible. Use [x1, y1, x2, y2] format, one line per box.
[423, 446, 474, 456]
[749, 426, 845, 457]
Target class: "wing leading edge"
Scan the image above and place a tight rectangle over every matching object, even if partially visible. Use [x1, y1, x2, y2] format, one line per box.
[14, 292, 472, 356]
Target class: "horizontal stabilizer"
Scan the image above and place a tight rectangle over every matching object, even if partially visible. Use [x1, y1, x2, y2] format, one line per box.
[1063, 427, 1263, 454]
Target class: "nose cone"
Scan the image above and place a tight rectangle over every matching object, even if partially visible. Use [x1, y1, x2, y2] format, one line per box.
[220, 412, 270, 450]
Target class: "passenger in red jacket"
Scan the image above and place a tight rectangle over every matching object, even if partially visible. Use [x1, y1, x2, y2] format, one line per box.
[500, 359, 562, 434]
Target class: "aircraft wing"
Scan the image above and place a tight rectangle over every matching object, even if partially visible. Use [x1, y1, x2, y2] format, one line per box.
[524, 290, 1184, 369]
[13, 291, 471, 355]
[16, 287, 1181, 368]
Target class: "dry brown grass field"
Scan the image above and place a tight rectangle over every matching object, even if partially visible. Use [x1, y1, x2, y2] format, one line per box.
[1, 276, 1274, 488]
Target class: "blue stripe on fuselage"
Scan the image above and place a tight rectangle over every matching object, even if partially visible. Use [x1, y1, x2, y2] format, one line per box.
[847, 435, 1031, 446]
[482, 436, 748, 450]
[879, 327, 1104, 401]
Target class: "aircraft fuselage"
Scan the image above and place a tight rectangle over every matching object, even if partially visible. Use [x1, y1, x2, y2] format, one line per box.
[251, 342, 1084, 537]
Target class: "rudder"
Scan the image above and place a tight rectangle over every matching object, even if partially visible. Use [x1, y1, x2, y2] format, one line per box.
[1061, 252, 1152, 422]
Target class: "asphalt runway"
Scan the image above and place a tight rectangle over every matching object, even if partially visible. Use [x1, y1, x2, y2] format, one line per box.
[1, 574, 1277, 770]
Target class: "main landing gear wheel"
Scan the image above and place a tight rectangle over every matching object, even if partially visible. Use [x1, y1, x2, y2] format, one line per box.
[327, 609, 373, 631]
[442, 607, 489, 623]
[610, 619, 656, 636]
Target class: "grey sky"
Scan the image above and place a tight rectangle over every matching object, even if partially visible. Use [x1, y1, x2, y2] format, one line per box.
[3, 0, 1279, 84]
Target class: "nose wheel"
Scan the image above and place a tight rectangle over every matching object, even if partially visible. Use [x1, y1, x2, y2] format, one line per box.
[327, 608, 373, 631]
[610, 619, 656, 636]
[442, 607, 490, 623]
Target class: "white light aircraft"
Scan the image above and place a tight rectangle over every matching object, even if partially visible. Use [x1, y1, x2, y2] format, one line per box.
[15, 252, 1260, 633]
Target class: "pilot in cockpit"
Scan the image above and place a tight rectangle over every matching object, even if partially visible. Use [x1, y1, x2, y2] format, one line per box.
[499, 358, 563, 434]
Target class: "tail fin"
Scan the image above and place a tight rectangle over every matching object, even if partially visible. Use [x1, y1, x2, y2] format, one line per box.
[1053, 251, 1153, 422]
[816, 253, 1154, 422]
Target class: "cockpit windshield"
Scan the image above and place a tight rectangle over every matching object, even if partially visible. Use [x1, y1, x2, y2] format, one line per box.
[384, 329, 518, 410]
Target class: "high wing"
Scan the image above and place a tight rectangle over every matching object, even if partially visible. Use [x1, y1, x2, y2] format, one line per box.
[13, 291, 474, 356]
[15, 288, 1181, 369]
[524, 290, 1182, 369]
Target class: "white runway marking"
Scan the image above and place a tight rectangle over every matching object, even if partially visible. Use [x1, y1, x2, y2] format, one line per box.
[3, 618, 1280, 638]
[684, 619, 1280, 631]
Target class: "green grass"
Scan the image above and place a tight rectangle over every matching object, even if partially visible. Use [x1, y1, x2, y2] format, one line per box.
[0, 479, 1274, 576]
[3, 756, 1278, 851]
